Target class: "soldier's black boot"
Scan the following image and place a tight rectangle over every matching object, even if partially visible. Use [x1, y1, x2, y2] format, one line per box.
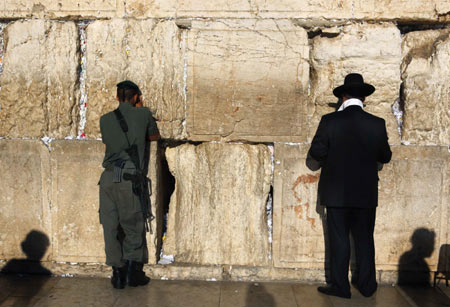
[111, 266, 127, 289]
[126, 261, 150, 287]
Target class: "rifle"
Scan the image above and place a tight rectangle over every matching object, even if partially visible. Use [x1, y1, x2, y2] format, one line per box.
[114, 109, 154, 234]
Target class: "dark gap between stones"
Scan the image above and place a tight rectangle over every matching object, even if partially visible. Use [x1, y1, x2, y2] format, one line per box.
[155, 140, 176, 264]
[266, 186, 274, 253]
[397, 22, 450, 35]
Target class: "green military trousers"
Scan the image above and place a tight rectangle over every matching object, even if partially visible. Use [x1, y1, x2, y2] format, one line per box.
[99, 169, 148, 267]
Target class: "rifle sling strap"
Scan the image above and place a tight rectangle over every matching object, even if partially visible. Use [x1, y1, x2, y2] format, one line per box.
[113, 108, 131, 148]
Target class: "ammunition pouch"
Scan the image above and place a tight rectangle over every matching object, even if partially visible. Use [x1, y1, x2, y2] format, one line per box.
[113, 159, 127, 183]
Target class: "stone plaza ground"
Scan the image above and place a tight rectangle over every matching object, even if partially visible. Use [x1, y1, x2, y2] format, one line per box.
[1, 275, 450, 307]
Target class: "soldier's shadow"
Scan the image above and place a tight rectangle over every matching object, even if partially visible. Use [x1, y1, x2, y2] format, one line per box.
[1, 230, 51, 276]
[1, 230, 52, 306]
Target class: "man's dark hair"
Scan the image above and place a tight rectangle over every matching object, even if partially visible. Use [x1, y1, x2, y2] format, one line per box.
[117, 87, 140, 102]
[116, 80, 142, 103]
[343, 93, 365, 101]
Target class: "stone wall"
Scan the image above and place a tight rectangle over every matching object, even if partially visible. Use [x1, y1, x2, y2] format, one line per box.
[0, 1, 449, 283]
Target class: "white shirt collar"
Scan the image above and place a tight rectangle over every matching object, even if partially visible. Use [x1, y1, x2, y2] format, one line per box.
[337, 98, 364, 111]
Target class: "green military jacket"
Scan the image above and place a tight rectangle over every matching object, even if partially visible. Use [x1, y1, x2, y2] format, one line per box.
[100, 102, 158, 169]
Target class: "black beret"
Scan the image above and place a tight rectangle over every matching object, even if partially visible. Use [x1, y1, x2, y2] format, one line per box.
[116, 80, 142, 95]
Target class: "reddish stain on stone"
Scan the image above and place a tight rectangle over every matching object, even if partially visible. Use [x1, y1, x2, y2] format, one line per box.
[294, 205, 303, 219]
[292, 174, 319, 191]
[290, 174, 319, 229]
[291, 173, 319, 203]
[304, 202, 316, 229]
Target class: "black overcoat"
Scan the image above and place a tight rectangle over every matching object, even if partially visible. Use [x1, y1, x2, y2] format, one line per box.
[309, 105, 392, 208]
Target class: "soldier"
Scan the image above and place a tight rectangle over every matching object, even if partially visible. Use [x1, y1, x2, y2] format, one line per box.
[99, 80, 159, 289]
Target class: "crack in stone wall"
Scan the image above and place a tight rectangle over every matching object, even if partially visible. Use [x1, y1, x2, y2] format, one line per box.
[76, 21, 90, 139]
[0, 22, 7, 122]
[266, 187, 273, 260]
[392, 98, 404, 139]
[0, 23, 7, 77]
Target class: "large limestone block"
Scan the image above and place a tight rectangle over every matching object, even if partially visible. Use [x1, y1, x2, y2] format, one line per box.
[352, 0, 450, 21]
[0, 20, 79, 138]
[84, 19, 186, 139]
[50, 141, 105, 262]
[376, 146, 449, 271]
[164, 143, 272, 265]
[126, 0, 347, 19]
[310, 23, 402, 144]
[401, 30, 450, 145]
[186, 20, 309, 142]
[125, 0, 448, 21]
[0, 0, 119, 19]
[273, 144, 449, 272]
[0, 140, 51, 260]
[50, 140, 161, 263]
[273, 144, 323, 269]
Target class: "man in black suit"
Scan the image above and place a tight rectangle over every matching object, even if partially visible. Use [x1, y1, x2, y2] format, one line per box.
[309, 73, 392, 298]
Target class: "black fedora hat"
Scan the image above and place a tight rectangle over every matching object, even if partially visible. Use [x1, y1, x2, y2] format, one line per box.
[333, 73, 375, 98]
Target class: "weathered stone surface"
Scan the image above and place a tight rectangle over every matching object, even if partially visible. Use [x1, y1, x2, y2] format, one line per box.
[125, 0, 176, 18]
[0, 0, 119, 19]
[186, 20, 309, 142]
[377, 146, 449, 271]
[50, 140, 161, 263]
[50, 141, 105, 262]
[0, 0, 447, 20]
[125, 0, 449, 21]
[0, 20, 79, 138]
[352, 0, 450, 21]
[164, 143, 272, 265]
[84, 19, 186, 140]
[273, 144, 449, 272]
[401, 29, 450, 145]
[273, 144, 323, 269]
[310, 23, 402, 144]
[0, 140, 51, 260]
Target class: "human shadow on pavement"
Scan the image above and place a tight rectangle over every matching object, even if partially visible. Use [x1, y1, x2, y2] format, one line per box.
[1, 230, 51, 276]
[398, 228, 435, 286]
[245, 283, 275, 307]
[397, 228, 450, 306]
[0, 230, 52, 306]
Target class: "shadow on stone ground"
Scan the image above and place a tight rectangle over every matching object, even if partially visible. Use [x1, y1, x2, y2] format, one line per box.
[1, 230, 52, 277]
[1, 276, 450, 307]
[398, 228, 436, 287]
[0, 230, 53, 306]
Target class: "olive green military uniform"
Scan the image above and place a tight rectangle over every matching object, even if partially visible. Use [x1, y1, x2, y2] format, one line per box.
[99, 102, 157, 268]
